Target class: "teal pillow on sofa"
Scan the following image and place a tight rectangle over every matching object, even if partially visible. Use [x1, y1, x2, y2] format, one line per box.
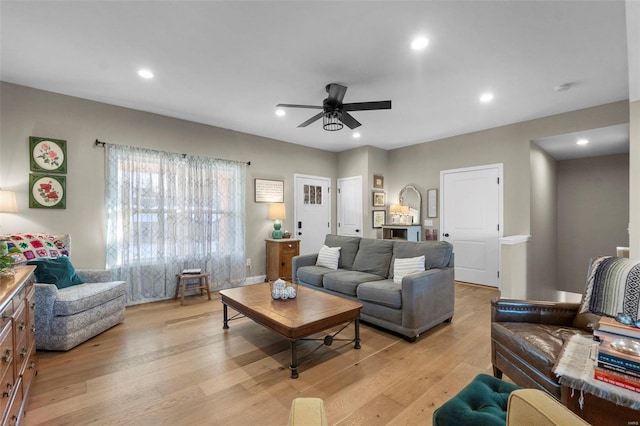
[27, 256, 84, 289]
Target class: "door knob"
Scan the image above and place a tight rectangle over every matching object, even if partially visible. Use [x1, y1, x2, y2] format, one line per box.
[298, 232, 302, 236]
[355, 229, 360, 233]
[443, 233, 450, 237]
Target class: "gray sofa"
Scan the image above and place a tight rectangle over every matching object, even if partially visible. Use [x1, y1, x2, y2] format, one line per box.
[292, 234, 454, 341]
[34, 235, 126, 351]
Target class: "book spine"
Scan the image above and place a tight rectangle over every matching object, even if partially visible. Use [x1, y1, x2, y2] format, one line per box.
[594, 369, 640, 393]
[598, 322, 640, 340]
[598, 352, 640, 372]
[598, 361, 640, 379]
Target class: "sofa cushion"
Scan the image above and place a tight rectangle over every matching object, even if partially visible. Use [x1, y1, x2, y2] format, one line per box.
[357, 279, 402, 309]
[297, 265, 333, 287]
[323, 271, 384, 296]
[28, 256, 84, 289]
[390, 240, 453, 277]
[491, 322, 588, 383]
[352, 238, 394, 278]
[316, 245, 340, 270]
[53, 281, 126, 316]
[393, 255, 425, 284]
[324, 234, 360, 269]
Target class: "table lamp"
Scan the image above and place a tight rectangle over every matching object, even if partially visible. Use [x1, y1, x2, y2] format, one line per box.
[0, 190, 18, 213]
[268, 203, 286, 239]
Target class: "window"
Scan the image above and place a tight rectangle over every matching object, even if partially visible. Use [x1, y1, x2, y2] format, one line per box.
[105, 144, 246, 304]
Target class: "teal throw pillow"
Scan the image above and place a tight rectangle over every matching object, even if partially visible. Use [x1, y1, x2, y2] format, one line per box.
[27, 256, 84, 289]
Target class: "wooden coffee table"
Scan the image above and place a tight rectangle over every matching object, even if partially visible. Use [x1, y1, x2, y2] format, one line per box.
[219, 283, 362, 378]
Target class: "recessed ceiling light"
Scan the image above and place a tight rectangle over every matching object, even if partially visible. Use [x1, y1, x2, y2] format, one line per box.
[480, 92, 494, 103]
[352, 132, 361, 139]
[411, 36, 429, 50]
[138, 69, 154, 79]
[576, 138, 589, 145]
[275, 109, 286, 117]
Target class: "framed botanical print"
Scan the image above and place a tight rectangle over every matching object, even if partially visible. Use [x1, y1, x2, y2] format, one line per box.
[373, 174, 384, 189]
[372, 210, 385, 228]
[372, 191, 385, 207]
[29, 174, 66, 209]
[30, 136, 67, 173]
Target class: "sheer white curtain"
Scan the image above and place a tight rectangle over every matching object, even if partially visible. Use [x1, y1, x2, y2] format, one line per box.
[105, 144, 246, 304]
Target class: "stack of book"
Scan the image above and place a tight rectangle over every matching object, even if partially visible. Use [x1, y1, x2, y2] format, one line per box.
[594, 317, 640, 393]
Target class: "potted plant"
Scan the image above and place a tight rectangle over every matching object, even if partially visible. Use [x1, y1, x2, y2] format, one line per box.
[0, 240, 15, 277]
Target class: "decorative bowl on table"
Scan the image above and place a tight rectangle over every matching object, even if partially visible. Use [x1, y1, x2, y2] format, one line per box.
[270, 278, 297, 300]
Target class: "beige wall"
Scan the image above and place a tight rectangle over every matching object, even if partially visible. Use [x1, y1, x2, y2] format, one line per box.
[529, 144, 557, 300]
[0, 82, 337, 278]
[557, 154, 629, 293]
[337, 145, 389, 239]
[631, 100, 640, 257]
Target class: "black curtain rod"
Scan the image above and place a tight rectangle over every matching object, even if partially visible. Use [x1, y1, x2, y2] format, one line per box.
[94, 139, 251, 166]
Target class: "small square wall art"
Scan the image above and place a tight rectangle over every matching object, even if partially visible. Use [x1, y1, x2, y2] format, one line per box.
[29, 136, 67, 173]
[29, 174, 66, 209]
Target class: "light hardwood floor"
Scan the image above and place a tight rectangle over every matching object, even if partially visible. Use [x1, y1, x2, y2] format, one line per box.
[24, 282, 499, 426]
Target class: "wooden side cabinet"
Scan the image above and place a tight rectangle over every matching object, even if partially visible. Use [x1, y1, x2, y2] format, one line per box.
[265, 239, 300, 281]
[0, 266, 37, 426]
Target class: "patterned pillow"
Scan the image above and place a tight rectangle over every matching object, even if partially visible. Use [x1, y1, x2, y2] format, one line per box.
[393, 255, 425, 284]
[0, 233, 70, 263]
[316, 245, 340, 270]
[580, 256, 640, 319]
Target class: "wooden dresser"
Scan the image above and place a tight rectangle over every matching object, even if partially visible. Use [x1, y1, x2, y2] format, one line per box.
[265, 239, 300, 281]
[0, 266, 37, 426]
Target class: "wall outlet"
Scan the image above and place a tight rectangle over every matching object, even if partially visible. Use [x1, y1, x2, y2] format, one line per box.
[246, 258, 252, 267]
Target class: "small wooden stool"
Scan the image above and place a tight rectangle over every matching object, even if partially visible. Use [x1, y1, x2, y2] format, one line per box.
[174, 273, 211, 305]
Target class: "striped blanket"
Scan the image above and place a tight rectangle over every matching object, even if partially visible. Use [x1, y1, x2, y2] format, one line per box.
[580, 256, 640, 319]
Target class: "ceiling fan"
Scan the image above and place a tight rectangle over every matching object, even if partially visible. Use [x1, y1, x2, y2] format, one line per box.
[276, 83, 391, 131]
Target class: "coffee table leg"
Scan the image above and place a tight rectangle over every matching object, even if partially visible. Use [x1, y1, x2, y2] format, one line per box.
[354, 318, 361, 349]
[290, 340, 299, 379]
[223, 303, 229, 329]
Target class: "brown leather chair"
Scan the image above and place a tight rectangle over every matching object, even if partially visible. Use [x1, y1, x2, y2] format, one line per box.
[490, 298, 599, 398]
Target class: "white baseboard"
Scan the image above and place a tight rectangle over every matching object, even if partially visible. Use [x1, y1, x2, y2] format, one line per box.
[239, 275, 266, 286]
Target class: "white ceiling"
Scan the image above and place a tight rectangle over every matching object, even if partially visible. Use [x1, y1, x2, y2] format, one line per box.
[0, 1, 631, 153]
[533, 124, 630, 161]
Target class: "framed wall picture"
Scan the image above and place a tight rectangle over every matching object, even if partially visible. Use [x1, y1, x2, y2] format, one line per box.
[427, 188, 438, 218]
[29, 174, 66, 209]
[372, 210, 385, 228]
[373, 174, 384, 189]
[254, 178, 284, 203]
[373, 191, 385, 207]
[29, 136, 67, 173]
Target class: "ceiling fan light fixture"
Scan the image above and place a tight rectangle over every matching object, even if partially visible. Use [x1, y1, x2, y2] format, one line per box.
[323, 110, 343, 131]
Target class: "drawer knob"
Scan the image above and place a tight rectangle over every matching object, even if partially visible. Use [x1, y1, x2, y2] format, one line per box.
[1, 349, 11, 364]
[288, 244, 292, 248]
[18, 321, 26, 331]
[28, 360, 36, 370]
[20, 348, 27, 359]
[2, 382, 13, 398]
[31, 325, 36, 333]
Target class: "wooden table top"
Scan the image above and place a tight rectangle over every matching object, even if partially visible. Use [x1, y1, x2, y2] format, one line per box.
[219, 283, 362, 340]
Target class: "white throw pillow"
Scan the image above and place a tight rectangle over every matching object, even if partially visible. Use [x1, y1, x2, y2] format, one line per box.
[393, 255, 425, 284]
[316, 245, 341, 270]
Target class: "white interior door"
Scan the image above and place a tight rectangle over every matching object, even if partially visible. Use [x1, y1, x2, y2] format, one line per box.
[337, 176, 362, 236]
[440, 164, 502, 287]
[294, 174, 331, 255]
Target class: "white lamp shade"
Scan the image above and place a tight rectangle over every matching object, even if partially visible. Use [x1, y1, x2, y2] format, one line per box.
[390, 204, 402, 213]
[0, 190, 18, 213]
[268, 203, 286, 220]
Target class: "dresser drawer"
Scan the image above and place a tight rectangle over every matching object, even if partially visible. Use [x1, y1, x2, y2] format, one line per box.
[0, 365, 16, 420]
[12, 303, 27, 377]
[0, 324, 13, 387]
[20, 345, 36, 397]
[2, 378, 22, 426]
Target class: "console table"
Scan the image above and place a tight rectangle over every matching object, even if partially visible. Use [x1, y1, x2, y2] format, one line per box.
[0, 266, 37, 425]
[381, 225, 421, 241]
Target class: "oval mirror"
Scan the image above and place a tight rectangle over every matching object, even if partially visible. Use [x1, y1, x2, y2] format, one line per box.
[399, 185, 421, 225]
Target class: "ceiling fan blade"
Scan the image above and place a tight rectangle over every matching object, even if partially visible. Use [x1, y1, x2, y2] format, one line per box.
[276, 103, 323, 109]
[297, 112, 324, 127]
[343, 100, 392, 111]
[327, 84, 347, 104]
[341, 112, 362, 129]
